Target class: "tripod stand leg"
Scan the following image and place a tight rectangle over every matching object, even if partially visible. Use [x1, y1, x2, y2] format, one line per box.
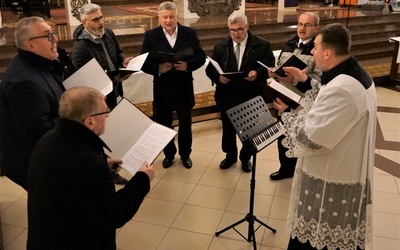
[215, 217, 247, 236]
[255, 216, 277, 233]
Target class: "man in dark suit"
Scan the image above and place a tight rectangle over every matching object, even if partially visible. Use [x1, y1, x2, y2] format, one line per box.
[206, 11, 275, 172]
[28, 86, 154, 249]
[0, 16, 64, 190]
[140, 1, 206, 169]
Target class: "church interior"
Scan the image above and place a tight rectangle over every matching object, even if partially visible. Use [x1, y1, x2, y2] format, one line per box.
[0, 0, 399, 249]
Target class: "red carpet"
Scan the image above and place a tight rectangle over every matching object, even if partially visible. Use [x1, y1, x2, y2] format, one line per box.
[115, 5, 158, 17]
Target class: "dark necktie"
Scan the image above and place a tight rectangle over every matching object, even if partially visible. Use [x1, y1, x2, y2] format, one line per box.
[298, 42, 306, 49]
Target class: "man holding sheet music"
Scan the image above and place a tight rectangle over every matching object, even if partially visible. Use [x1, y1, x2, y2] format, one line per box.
[0, 17, 64, 190]
[273, 23, 376, 250]
[28, 86, 154, 249]
[140, 1, 206, 169]
[71, 3, 133, 110]
[267, 12, 322, 181]
[72, 3, 134, 184]
[205, 11, 275, 173]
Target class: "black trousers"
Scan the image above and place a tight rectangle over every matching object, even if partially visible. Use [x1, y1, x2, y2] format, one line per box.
[220, 111, 251, 162]
[155, 105, 192, 159]
[277, 135, 297, 176]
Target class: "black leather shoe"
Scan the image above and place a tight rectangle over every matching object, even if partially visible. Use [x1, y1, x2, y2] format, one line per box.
[269, 171, 293, 180]
[162, 156, 175, 168]
[182, 158, 192, 169]
[220, 158, 237, 169]
[113, 173, 128, 185]
[241, 161, 252, 173]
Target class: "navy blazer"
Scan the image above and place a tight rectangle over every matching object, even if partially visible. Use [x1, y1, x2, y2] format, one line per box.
[0, 49, 64, 189]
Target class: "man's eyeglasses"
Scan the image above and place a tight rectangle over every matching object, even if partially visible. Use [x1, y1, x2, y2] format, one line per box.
[82, 108, 110, 122]
[88, 16, 104, 23]
[229, 27, 246, 34]
[28, 32, 57, 42]
[297, 23, 316, 28]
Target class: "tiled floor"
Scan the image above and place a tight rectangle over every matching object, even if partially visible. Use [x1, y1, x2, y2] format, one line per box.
[0, 86, 399, 249]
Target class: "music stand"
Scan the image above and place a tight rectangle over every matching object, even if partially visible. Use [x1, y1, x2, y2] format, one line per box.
[215, 96, 277, 249]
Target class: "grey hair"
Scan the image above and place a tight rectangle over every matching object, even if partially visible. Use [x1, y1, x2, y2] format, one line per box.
[59, 86, 105, 122]
[14, 16, 45, 49]
[299, 12, 320, 26]
[158, 1, 177, 14]
[228, 11, 248, 26]
[80, 3, 101, 21]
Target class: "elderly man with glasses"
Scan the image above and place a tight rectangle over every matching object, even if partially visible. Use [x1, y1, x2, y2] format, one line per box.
[72, 3, 133, 184]
[27, 86, 154, 249]
[268, 12, 322, 181]
[0, 16, 64, 190]
[206, 11, 275, 173]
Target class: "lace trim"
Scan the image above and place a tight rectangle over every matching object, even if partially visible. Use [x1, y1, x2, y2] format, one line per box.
[291, 218, 366, 250]
[288, 171, 371, 250]
[282, 79, 323, 157]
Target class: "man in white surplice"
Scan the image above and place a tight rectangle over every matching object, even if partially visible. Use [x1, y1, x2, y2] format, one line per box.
[273, 23, 376, 250]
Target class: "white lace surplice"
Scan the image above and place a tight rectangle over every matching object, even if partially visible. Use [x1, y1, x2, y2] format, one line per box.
[282, 76, 376, 250]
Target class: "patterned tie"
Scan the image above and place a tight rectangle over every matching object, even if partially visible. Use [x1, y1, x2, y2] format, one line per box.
[235, 43, 241, 70]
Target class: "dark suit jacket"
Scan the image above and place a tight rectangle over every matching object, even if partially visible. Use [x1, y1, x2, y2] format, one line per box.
[205, 31, 275, 112]
[0, 49, 64, 189]
[27, 119, 150, 250]
[140, 24, 206, 110]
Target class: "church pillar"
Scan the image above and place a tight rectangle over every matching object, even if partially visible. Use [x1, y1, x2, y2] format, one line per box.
[174, 0, 199, 19]
[63, 0, 90, 35]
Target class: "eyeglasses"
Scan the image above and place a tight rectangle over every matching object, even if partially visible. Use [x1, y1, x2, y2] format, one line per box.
[88, 16, 104, 23]
[297, 23, 317, 28]
[28, 32, 57, 42]
[229, 27, 246, 34]
[82, 108, 110, 122]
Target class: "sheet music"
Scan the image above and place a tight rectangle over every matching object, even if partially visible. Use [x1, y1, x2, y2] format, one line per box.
[269, 78, 302, 103]
[125, 52, 149, 71]
[207, 56, 224, 74]
[122, 123, 177, 174]
[63, 58, 113, 96]
[100, 98, 176, 175]
[207, 56, 244, 79]
[390, 37, 400, 63]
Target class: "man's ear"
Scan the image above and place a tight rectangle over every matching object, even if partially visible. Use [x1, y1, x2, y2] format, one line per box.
[24, 41, 34, 51]
[83, 117, 94, 129]
[81, 20, 87, 27]
[324, 49, 331, 59]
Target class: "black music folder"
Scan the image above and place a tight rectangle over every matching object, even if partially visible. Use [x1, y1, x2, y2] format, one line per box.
[107, 52, 149, 78]
[258, 54, 307, 77]
[263, 78, 303, 109]
[207, 56, 245, 79]
[149, 46, 194, 64]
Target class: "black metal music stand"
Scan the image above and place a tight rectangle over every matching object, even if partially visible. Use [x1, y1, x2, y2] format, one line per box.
[215, 96, 277, 249]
